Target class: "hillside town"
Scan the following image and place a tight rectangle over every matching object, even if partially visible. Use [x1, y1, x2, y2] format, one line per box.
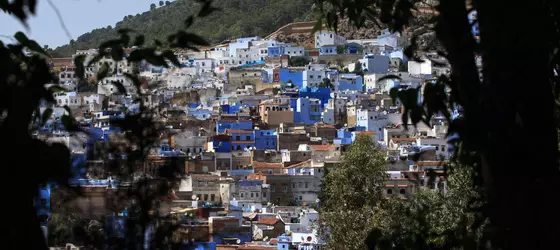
[37, 23, 466, 249]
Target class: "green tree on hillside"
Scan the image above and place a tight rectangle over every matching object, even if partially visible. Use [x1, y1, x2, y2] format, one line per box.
[318, 135, 386, 249]
[159, 1, 164, 7]
[315, 0, 560, 249]
[288, 56, 310, 67]
[369, 166, 486, 249]
[318, 78, 333, 89]
[150, 3, 156, 10]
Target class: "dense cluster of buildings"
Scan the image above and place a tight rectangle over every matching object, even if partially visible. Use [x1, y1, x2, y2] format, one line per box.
[39, 28, 454, 249]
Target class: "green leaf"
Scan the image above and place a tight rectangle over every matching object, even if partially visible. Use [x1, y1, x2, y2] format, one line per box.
[49, 85, 67, 93]
[97, 62, 110, 80]
[378, 74, 402, 82]
[87, 54, 104, 67]
[184, 33, 209, 46]
[120, 33, 130, 47]
[111, 46, 124, 61]
[124, 73, 142, 89]
[312, 19, 323, 34]
[133, 35, 145, 47]
[61, 106, 81, 132]
[73, 55, 86, 80]
[162, 50, 181, 67]
[14, 31, 48, 56]
[117, 28, 134, 35]
[41, 107, 53, 126]
[198, 3, 219, 17]
[98, 39, 122, 52]
[112, 80, 127, 94]
[390, 88, 398, 105]
[184, 16, 194, 29]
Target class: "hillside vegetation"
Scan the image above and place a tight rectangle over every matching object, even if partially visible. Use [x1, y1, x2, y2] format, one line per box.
[52, 0, 314, 57]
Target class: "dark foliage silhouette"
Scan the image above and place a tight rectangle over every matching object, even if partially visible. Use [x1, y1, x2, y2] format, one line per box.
[314, 0, 560, 249]
[0, 0, 215, 249]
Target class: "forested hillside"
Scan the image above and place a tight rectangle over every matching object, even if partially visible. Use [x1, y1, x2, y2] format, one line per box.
[52, 0, 314, 56]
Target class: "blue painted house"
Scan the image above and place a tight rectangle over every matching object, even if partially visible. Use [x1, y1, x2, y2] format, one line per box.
[319, 45, 337, 55]
[267, 46, 285, 57]
[254, 130, 278, 150]
[36, 183, 51, 226]
[294, 98, 322, 125]
[279, 69, 304, 88]
[347, 42, 361, 54]
[212, 135, 232, 153]
[228, 129, 255, 151]
[299, 87, 331, 109]
[334, 126, 366, 145]
[180, 242, 217, 250]
[216, 120, 253, 134]
[338, 74, 364, 91]
[72, 152, 87, 178]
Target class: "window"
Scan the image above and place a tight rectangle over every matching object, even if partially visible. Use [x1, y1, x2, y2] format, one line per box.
[299, 196, 303, 200]
[250, 193, 253, 198]
[441, 146, 446, 152]
[241, 193, 244, 198]
[299, 183, 303, 188]
[40, 198, 47, 205]
[387, 189, 392, 194]
[400, 189, 406, 195]
[270, 185, 276, 192]
[255, 193, 259, 197]
[282, 184, 287, 192]
[211, 194, 215, 201]
[245, 136, 250, 140]
[263, 192, 267, 197]
[304, 182, 308, 188]
[236, 136, 240, 140]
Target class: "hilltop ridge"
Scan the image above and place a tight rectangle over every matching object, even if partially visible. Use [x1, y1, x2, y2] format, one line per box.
[52, 0, 315, 57]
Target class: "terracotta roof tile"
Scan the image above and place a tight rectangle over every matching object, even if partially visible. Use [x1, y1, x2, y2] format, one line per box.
[253, 161, 283, 169]
[269, 239, 278, 245]
[285, 159, 312, 169]
[258, 218, 280, 225]
[355, 131, 376, 135]
[51, 57, 73, 68]
[309, 144, 335, 151]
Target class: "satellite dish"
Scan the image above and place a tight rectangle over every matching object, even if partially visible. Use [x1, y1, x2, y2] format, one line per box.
[236, 239, 241, 244]
[195, 197, 200, 201]
[191, 195, 197, 200]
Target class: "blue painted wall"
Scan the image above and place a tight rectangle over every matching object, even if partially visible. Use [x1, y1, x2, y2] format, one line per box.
[279, 69, 304, 88]
[299, 87, 331, 109]
[254, 130, 277, 150]
[216, 120, 253, 134]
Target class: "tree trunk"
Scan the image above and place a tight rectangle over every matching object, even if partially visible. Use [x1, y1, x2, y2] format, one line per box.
[476, 0, 560, 249]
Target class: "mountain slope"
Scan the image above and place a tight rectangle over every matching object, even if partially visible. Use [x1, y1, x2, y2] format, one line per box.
[52, 0, 314, 57]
